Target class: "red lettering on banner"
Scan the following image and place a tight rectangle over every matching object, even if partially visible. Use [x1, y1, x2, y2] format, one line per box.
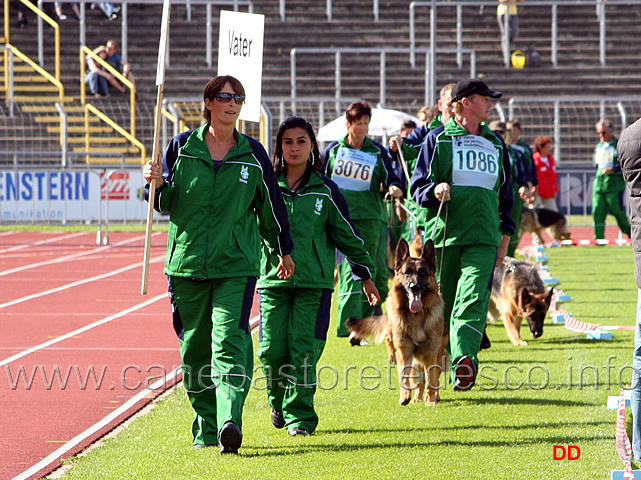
[101, 172, 130, 200]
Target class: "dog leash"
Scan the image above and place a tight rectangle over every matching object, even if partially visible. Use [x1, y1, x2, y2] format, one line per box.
[429, 196, 448, 293]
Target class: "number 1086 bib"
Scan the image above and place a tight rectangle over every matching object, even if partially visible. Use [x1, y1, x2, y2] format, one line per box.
[451, 135, 500, 190]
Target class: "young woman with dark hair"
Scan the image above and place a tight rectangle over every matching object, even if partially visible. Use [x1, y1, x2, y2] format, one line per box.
[257, 116, 379, 436]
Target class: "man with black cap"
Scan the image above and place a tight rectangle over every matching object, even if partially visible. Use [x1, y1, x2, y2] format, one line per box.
[410, 78, 515, 392]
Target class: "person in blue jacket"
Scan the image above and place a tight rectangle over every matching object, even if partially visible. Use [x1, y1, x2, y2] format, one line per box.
[258, 116, 380, 436]
[143, 75, 294, 454]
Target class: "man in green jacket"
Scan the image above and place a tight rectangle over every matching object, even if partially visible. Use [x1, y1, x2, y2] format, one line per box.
[411, 78, 515, 391]
[593, 119, 631, 240]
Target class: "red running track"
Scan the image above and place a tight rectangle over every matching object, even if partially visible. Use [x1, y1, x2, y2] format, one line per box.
[0, 231, 254, 480]
[0, 225, 625, 479]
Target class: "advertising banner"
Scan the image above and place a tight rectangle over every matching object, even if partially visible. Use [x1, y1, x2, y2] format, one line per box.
[0, 170, 152, 223]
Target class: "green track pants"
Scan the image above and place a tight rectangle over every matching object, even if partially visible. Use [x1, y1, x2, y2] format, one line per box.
[435, 244, 496, 382]
[336, 219, 388, 336]
[257, 287, 332, 434]
[592, 189, 631, 239]
[169, 275, 255, 446]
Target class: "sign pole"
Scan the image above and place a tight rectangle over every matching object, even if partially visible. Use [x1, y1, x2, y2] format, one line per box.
[141, 0, 172, 295]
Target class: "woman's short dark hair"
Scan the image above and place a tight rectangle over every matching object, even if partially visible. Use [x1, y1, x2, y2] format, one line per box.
[273, 116, 323, 189]
[202, 75, 245, 124]
[345, 100, 372, 125]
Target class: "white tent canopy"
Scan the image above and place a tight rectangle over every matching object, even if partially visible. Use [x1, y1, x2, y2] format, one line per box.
[317, 108, 421, 142]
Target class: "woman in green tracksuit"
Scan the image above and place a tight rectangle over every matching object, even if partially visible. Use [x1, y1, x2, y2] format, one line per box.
[322, 100, 403, 339]
[143, 75, 294, 454]
[258, 116, 380, 436]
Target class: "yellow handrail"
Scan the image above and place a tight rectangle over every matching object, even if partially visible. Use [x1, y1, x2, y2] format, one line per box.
[5, 43, 64, 103]
[84, 103, 146, 164]
[160, 107, 189, 134]
[80, 45, 137, 137]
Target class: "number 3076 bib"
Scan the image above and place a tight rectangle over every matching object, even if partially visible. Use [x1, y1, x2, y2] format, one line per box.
[451, 135, 500, 190]
[331, 147, 377, 191]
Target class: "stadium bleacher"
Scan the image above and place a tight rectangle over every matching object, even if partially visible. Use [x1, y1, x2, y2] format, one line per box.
[2, 0, 641, 165]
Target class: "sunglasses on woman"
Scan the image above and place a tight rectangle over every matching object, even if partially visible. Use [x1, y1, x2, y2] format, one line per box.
[213, 93, 245, 105]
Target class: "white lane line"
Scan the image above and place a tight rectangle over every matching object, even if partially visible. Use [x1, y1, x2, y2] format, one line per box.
[12, 366, 180, 480]
[0, 347, 176, 352]
[0, 293, 167, 367]
[0, 254, 165, 310]
[0, 232, 88, 254]
[0, 234, 149, 277]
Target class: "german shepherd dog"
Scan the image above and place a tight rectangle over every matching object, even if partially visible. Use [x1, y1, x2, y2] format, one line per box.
[346, 238, 448, 406]
[520, 207, 571, 244]
[487, 257, 554, 346]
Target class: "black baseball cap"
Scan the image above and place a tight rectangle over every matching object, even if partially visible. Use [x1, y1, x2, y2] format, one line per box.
[451, 78, 502, 102]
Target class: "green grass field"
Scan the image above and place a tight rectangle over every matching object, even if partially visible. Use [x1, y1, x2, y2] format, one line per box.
[52, 246, 638, 480]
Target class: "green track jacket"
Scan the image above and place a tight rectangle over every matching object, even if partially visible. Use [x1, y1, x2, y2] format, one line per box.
[147, 125, 293, 279]
[594, 137, 626, 193]
[410, 118, 515, 248]
[258, 171, 374, 290]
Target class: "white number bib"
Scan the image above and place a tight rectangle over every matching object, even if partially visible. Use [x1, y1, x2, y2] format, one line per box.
[451, 135, 500, 190]
[595, 145, 615, 170]
[331, 147, 377, 191]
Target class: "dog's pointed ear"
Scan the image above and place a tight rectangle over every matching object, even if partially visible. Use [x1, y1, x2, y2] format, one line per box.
[544, 287, 554, 306]
[520, 287, 531, 307]
[396, 238, 410, 267]
[422, 238, 436, 266]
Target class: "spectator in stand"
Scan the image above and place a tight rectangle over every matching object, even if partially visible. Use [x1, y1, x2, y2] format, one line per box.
[85, 45, 126, 97]
[13, 0, 31, 28]
[93, 2, 120, 20]
[592, 119, 631, 240]
[497, 0, 524, 57]
[54, 2, 80, 20]
[105, 39, 135, 92]
[532, 136, 559, 211]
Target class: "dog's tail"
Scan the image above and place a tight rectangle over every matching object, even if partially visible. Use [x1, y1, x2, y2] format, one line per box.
[345, 314, 388, 343]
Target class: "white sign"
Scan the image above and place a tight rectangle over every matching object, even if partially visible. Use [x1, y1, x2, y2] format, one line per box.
[217, 10, 265, 123]
[0, 170, 151, 222]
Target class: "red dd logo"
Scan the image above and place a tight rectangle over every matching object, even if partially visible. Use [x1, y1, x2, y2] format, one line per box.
[553, 445, 581, 460]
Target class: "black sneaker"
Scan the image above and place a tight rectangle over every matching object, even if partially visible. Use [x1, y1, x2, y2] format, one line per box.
[219, 422, 242, 454]
[288, 427, 309, 436]
[271, 409, 285, 429]
[453, 355, 477, 391]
